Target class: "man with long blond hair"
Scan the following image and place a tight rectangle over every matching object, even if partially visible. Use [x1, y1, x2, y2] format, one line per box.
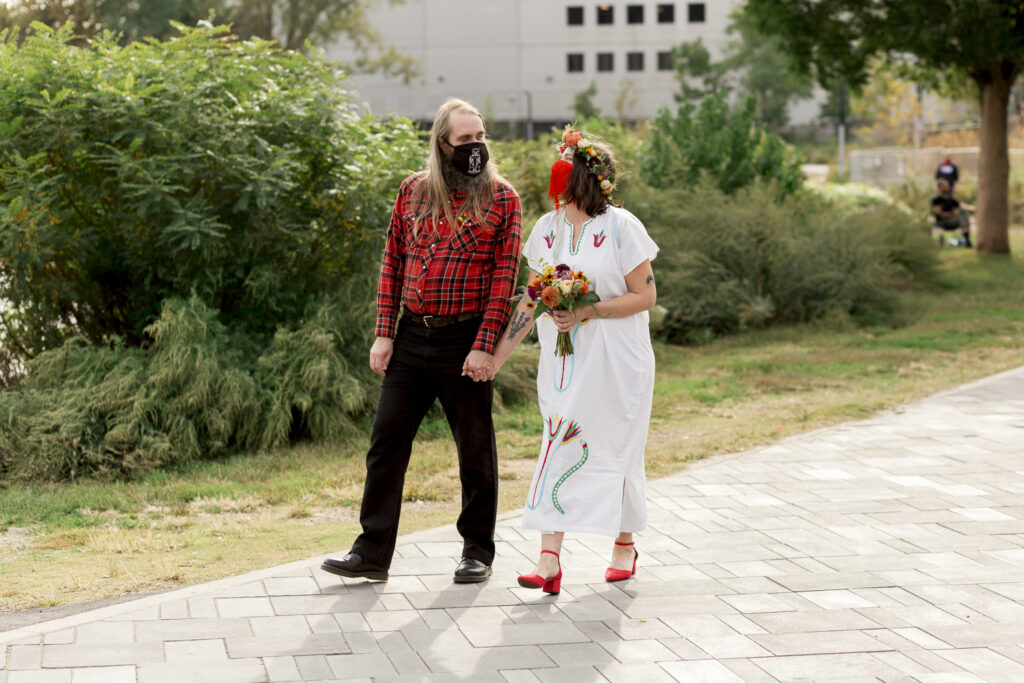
[321, 98, 522, 583]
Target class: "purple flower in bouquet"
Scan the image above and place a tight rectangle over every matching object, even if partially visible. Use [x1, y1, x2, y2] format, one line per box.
[554, 263, 572, 279]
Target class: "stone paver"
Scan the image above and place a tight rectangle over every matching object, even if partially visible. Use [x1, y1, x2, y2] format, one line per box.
[2, 366, 1024, 681]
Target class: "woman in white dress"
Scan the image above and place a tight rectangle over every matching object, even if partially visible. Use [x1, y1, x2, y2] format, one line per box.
[492, 129, 658, 592]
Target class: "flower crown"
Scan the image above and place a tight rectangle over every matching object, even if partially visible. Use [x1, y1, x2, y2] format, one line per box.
[558, 125, 616, 196]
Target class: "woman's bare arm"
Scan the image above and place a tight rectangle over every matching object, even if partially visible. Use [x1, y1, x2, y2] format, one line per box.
[551, 260, 656, 332]
[491, 278, 540, 375]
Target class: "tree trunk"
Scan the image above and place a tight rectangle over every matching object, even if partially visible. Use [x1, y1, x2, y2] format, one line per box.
[975, 68, 1013, 255]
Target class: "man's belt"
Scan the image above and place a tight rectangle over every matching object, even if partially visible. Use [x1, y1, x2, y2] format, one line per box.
[402, 308, 482, 328]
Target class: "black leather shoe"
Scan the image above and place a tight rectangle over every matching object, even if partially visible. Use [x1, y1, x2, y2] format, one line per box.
[453, 557, 492, 583]
[321, 552, 389, 581]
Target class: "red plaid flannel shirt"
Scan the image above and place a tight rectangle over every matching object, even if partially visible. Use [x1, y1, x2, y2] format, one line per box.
[375, 175, 523, 354]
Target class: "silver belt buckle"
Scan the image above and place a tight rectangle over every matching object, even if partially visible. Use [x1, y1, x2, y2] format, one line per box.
[421, 315, 436, 327]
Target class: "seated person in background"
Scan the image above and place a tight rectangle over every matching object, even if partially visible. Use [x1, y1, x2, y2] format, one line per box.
[931, 178, 972, 247]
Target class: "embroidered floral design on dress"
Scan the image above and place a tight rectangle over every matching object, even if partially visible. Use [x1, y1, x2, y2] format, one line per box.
[566, 216, 596, 256]
[543, 230, 556, 248]
[526, 416, 590, 515]
[551, 420, 587, 515]
[527, 415, 565, 510]
[593, 229, 607, 248]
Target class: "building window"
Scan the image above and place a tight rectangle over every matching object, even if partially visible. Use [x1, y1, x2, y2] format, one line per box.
[627, 52, 644, 72]
[657, 4, 675, 23]
[688, 2, 705, 22]
[597, 52, 614, 72]
[567, 6, 584, 25]
[627, 4, 644, 23]
[597, 5, 614, 24]
[567, 53, 584, 72]
[657, 50, 673, 71]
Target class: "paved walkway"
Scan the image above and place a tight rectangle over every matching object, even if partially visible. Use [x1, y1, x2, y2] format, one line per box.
[2, 367, 1024, 683]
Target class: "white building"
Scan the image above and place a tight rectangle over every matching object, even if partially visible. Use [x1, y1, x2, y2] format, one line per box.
[327, 0, 786, 131]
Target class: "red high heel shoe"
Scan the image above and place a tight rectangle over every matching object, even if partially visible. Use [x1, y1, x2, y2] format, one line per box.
[517, 549, 562, 594]
[605, 541, 638, 582]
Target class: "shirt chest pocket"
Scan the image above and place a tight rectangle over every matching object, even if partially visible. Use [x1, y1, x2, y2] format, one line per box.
[450, 222, 497, 258]
[402, 217, 437, 251]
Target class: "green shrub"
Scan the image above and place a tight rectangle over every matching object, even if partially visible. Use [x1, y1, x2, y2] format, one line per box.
[493, 117, 646, 227]
[492, 137, 557, 226]
[626, 180, 938, 344]
[811, 182, 913, 215]
[641, 93, 803, 200]
[0, 23, 423, 357]
[0, 24, 438, 481]
[0, 294, 382, 481]
[888, 177, 937, 219]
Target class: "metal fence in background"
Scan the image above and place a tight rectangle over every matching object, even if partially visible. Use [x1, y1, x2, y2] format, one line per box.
[850, 147, 1024, 186]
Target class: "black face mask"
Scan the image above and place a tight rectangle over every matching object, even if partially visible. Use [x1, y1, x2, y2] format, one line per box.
[445, 140, 488, 176]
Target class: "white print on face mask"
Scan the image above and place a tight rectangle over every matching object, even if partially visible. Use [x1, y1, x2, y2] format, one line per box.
[468, 147, 482, 175]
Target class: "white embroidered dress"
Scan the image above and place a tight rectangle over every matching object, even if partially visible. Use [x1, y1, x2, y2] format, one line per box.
[521, 206, 659, 536]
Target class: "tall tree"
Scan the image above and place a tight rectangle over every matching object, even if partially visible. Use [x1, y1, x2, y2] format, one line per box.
[671, 38, 727, 104]
[571, 81, 601, 120]
[721, 12, 814, 132]
[848, 60, 923, 147]
[669, 28, 812, 133]
[613, 78, 639, 123]
[0, 0, 416, 80]
[743, 0, 1024, 255]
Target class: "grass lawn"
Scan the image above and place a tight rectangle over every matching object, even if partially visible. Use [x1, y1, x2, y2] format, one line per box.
[2, 230, 1023, 611]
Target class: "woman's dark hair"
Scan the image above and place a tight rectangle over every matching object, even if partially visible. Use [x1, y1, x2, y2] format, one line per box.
[561, 140, 617, 217]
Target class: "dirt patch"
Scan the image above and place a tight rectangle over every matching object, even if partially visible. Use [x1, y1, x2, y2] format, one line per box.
[0, 525, 36, 550]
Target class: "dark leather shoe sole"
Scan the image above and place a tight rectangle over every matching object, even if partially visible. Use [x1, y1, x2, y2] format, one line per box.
[320, 560, 388, 582]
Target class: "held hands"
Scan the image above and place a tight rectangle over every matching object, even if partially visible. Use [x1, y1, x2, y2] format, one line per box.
[372, 338, 495, 381]
[462, 349, 495, 382]
[369, 337, 393, 376]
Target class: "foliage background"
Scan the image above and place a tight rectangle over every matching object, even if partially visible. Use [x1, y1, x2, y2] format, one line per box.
[0, 26, 938, 483]
[0, 24, 426, 479]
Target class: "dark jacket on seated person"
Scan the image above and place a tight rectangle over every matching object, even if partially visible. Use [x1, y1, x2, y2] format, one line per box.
[931, 194, 962, 229]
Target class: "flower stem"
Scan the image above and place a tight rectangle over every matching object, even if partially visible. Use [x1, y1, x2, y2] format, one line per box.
[555, 331, 574, 356]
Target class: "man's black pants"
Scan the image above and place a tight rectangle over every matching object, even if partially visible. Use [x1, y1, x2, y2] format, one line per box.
[351, 316, 498, 569]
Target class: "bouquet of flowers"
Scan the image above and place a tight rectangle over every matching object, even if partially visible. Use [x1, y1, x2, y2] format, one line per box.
[521, 263, 600, 356]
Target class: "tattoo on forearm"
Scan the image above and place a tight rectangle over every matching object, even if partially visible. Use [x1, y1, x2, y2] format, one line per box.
[506, 311, 530, 340]
[646, 274, 655, 287]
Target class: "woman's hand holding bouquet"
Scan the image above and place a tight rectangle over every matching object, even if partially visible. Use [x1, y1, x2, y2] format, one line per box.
[520, 264, 600, 356]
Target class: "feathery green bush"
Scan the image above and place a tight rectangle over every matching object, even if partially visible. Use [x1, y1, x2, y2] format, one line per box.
[0, 293, 376, 480]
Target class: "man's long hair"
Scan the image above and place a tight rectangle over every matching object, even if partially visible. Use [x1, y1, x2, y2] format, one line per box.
[411, 98, 509, 236]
